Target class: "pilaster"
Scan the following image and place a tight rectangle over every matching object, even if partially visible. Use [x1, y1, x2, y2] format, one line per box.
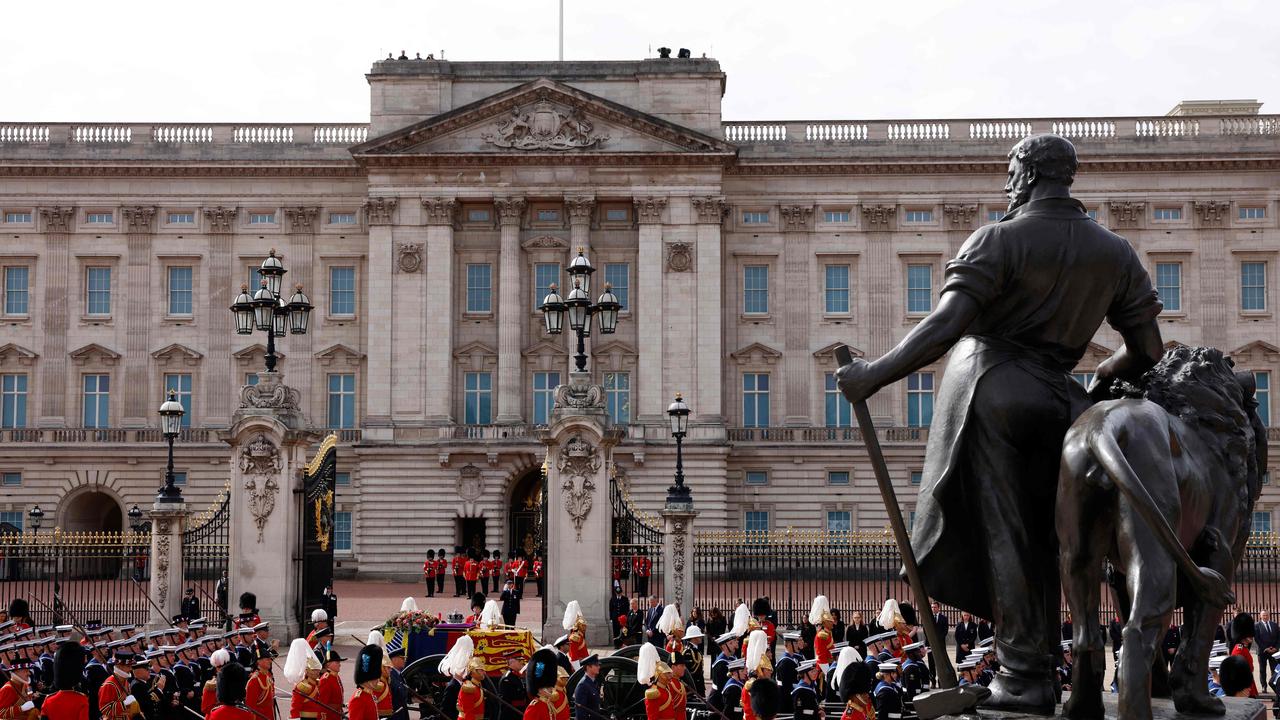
[203, 206, 238, 426]
[146, 501, 188, 629]
[37, 206, 74, 427]
[780, 204, 814, 426]
[285, 208, 320, 420]
[661, 507, 698, 616]
[692, 197, 727, 424]
[495, 197, 526, 424]
[1195, 200, 1231, 350]
[861, 203, 897, 424]
[565, 196, 595, 257]
[363, 197, 398, 428]
[122, 206, 156, 427]
[635, 197, 667, 422]
[423, 198, 457, 424]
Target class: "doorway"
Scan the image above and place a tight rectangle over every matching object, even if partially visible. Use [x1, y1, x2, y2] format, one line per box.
[458, 517, 486, 552]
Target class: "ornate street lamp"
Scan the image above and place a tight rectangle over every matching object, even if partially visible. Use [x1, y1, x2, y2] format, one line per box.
[539, 248, 623, 373]
[230, 249, 311, 374]
[127, 504, 144, 532]
[157, 390, 186, 503]
[666, 394, 692, 507]
[27, 505, 43, 533]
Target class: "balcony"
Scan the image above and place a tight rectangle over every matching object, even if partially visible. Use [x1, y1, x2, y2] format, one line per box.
[0, 427, 217, 444]
[726, 425, 929, 445]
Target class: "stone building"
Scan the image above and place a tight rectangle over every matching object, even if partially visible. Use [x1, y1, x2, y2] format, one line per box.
[0, 58, 1277, 578]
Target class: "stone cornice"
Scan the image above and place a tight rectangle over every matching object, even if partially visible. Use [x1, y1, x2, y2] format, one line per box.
[727, 156, 1280, 176]
[421, 197, 458, 226]
[284, 206, 320, 234]
[0, 163, 361, 178]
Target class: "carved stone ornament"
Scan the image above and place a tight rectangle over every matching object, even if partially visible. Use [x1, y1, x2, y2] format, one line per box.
[780, 205, 814, 231]
[861, 204, 896, 228]
[240, 433, 282, 543]
[203, 206, 238, 233]
[565, 196, 595, 225]
[364, 197, 398, 225]
[691, 196, 728, 224]
[396, 243, 423, 273]
[554, 381, 604, 410]
[494, 197, 527, 226]
[239, 381, 301, 411]
[558, 436, 601, 542]
[422, 197, 457, 226]
[943, 203, 978, 226]
[456, 464, 484, 501]
[521, 235, 569, 251]
[285, 206, 319, 234]
[634, 197, 667, 225]
[40, 206, 76, 233]
[154, 520, 171, 611]
[1108, 201, 1146, 226]
[122, 206, 157, 233]
[484, 99, 608, 151]
[1194, 200, 1231, 226]
[671, 516, 688, 609]
[667, 242, 693, 273]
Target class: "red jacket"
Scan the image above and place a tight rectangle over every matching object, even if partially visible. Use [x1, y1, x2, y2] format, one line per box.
[348, 690, 378, 720]
[452, 556, 466, 576]
[209, 708, 256, 720]
[457, 682, 484, 720]
[532, 560, 543, 578]
[512, 559, 529, 578]
[98, 675, 131, 720]
[632, 557, 652, 577]
[463, 560, 480, 582]
[522, 697, 551, 720]
[316, 672, 344, 720]
[245, 670, 274, 720]
[0, 680, 33, 720]
[1231, 644, 1259, 697]
[423, 560, 437, 578]
[38, 691, 88, 720]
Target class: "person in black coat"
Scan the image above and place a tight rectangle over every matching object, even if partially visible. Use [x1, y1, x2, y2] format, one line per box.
[1109, 617, 1124, 655]
[953, 612, 977, 663]
[845, 612, 871, 656]
[1255, 611, 1278, 688]
[1061, 611, 1073, 642]
[500, 580, 520, 627]
[181, 589, 202, 623]
[928, 601, 949, 681]
[1162, 623, 1181, 669]
[608, 585, 629, 648]
[322, 585, 339, 624]
[572, 655, 602, 720]
[976, 618, 993, 643]
[498, 657, 529, 720]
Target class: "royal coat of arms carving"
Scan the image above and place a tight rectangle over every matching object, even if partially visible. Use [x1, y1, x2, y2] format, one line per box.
[558, 436, 601, 541]
[484, 100, 608, 151]
[240, 434, 282, 543]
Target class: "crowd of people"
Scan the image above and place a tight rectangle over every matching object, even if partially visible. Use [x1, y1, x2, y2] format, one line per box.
[424, 549, 544, 602]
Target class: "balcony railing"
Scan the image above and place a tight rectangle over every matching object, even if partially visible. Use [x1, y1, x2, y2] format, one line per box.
[0, 427, 217, 443]
[725, 425, 929, 444]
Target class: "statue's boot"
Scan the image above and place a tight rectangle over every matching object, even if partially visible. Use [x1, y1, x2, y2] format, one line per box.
[982, 671, 1056, 716]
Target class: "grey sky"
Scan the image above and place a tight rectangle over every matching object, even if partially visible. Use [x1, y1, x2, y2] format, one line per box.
[5, 0, 1277, 123]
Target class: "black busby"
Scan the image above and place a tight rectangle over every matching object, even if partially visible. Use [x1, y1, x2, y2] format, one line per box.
[7, 599, 29, 620]
[439, 548, 449, 557]
[239, 592, 257, 612]
[470, 593, 486, 612]
[354, 644, 383, 686]
[1219, 654, 1252, 696]
[526, 648, 560, 695]
[752, 598, 772, 617]
[1231, 612, 1255, 642]
[54, 640, 87, 690]
[217, 662, 248, 705]
[899, 603, 918, 627]
[748, 677, 781, 720]
[838, 661, 876, 702]
[427, 549, 436, 558]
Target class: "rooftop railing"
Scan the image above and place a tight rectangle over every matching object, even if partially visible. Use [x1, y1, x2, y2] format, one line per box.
[0, 123, 370, 146]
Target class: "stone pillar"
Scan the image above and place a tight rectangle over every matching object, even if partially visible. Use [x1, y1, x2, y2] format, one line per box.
[780, 205, 814, 426]
[661, 507, 697, 616]
[221, 372, 320, 639]
[635, 198, 667, 422]
[691, 197, 727, 425]
[495, 197, 526, 424]
[285, 208, 320, 418]
[146, 501, 188, 629]
[541, 372, 620, 646]
[37, 206, 74, 427]
[565, 196, 595, 256]
[363, 198, 398, 430]
[121, 207, 156, 427]
[861, 204, 897, 424]
[204, 207, 238, 426]
[423, 198, 457, 424]
[1195, 200, 1231, 350]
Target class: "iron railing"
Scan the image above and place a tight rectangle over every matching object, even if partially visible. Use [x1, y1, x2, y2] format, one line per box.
[181, 488, 231, 627]
[610, 471, 665, 605]
[0, 528, 152, 626]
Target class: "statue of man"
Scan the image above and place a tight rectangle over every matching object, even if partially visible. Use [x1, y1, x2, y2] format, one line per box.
[837, 134, 1164, 713]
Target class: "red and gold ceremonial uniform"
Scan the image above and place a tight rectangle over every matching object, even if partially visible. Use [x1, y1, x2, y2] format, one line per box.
[97, 673, 132, 720]
[290, 676, 321, 719]
[1231, 644, 1259, 698]
[201, 677, 219, 716]
[456, 681, 484, 720]
[632, 556, 651, 581]
[374, 669, 392, 718]
[233, 613, 263, 631]
[842, 696, 876, 720]
[664, 638, 684, 657]
[245, 670, 274, 720]
[348, 689, 378, 720]
[550, 688, 569, 720]
[567, 633, 588, 664]
[741, 678, 757, 720]
[315, 672, 344, 720]
[522, 694, 552, 720]
[38, 690, 89, 720]
[305, 629, 325, 649]
[423, 560, 437, 583]
[0, 676, 38, 720]
[643, 681, 674, 720]
[531, 560, 543, 579]
[208, 707, 256, 720]
[814, 629, 834, 667]
[666, 677, 686, 720]
[463, 559, 480, 584]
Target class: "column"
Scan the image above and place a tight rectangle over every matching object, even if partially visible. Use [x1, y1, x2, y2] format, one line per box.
[565, 196, 595, 255]
[692, 197, 727, 424]
[1194, 200, 1231, 350]
[204, 207, 238, 425]
[423, 198, 457, 424]
[661, 507, 698, 616]
[635, 197, 667, 422]
[363, 198, 398, 429]
[495, 197, 526, 425]
[122, 207, 156, 427]
[37, 206, 74, 427]
[861, 204, 897, 424]
[285, 207, 319, 419]
[780, 205, 814, 426]
[146, 501, 188, 629]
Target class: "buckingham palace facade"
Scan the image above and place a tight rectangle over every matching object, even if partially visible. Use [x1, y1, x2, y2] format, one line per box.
[1, 57, 1278, 578]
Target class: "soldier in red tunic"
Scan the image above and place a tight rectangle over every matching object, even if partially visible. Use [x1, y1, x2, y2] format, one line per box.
[284, 639, 324, 720]
[522, 649, 558, 720]
[348, 646, 383, 720]
[314, 650, 345, 720]
[201, 649, 233, 716]
[531, 557, 544, 598]
[561, 602, 588, 667]
[0, 655, 39, 720]
[423, 551, 438, 598]
[306, 610, 330, 649]
[207, 663, 255, 720]
[810, 597, 836, 670]
[244, 643, 276, 720]
[39, 642, 88, 720]
[835, 649, 876, 720]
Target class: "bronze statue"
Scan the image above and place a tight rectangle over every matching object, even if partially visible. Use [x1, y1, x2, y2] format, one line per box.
[838, 133, 1164, 714]
[1059, 346, 1265, 720]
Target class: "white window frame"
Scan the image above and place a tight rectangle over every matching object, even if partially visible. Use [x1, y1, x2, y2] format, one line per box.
[3, 265, 30, 317]
[328, 266, 357, 317]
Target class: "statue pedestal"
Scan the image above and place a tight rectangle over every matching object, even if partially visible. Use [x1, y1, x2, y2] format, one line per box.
[948, 694, 1266, 720]
[146, 501, 188, 629]
[661, 506, 697, 616]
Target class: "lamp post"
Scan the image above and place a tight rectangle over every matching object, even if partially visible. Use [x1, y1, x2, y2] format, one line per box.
[27, 505, 43, 534]
[666, 394, 692, 507]
[539, 249, 621, 372]
[128, 505, 144, 532]
[157, 390, 186, 503]
[229, 249, 313, 374]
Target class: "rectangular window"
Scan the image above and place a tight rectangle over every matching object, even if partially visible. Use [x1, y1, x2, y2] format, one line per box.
[742, 373, 770, 428]
[1255, 371, 1270, 427]
[327, 374, 356, 429]
[329, 266, 356, 315]
[904, 210, 933, 223]
[1252, 511, 1272, 535]
[908, 510, 916, 531]
[826, 511, 852, 533]
[245, 373, 260, 387]
[249, 213, 275, 224]
[4, 266, 29, 315]
[1242, 262, 1267, 311]
[83, 374, 110, 428]
[824, 264, 850, 314]
[742, 211, 769, 224]
[604, 263, 629, 310]
[1087, 209, 1099, 221]
[86, 267, 112, 315]
[167, 212, 194, 224]
[986, 209, 1003, 223]
[532, 371, 561, 425]
[1, 374, 27, 429]
[1240, 207, 1267, 220]
[907, 264, 933, 313]
[86, 212, 113, 224]
[464, 372, 493, 425]
[466, 264, 493, 313]
[743, 265, 769, 314]
[744, 510, 770, 532]
[336, 472, 351, 486]
[1153, 207, 1182, 221]
[248, 266, 262, 293]
[910, 471, 923, 486]
[1071, 372, 1096, 389]
[1, 473, 20, 487]
[604, 372, 630, 425]
[535, 209, 560, 222]
[1155, 262, 1182, 312]
[824, 210, 850, 223]
[171, 471, 187, 486]
[164, 373, 193, 428]
[605, 208, 629, 222]
[824, 373, 852, 428]
[827, 471, 850, 486]
[334, 511, 352, 551]
[4, 212, 31, 224]
[329, 212, 355, 225]
[745, 471, 768, 486]
[467, 209, 491, 223]
[534, 263, 561, 311]
[167, 266, 193, 315]
[907, 372, 934, 427]
[0, 510, 22, 532]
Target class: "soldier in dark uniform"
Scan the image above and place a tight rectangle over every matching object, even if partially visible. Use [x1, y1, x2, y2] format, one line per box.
[711, 631, 741, 697]
[497, 657, 528, 720]
[713, 659, 746, 720]
[1056, 641, 1073, 692]
[387, 643, 409, 720]
[872, 662, 903, 720]
[571, 655, 600, 720]
[772, 633, 801, 712]
[129, 655, 163, 720]
[790, 660, 822, 720]
[899, 642, 929, 702]
[83, 643, 111, 720]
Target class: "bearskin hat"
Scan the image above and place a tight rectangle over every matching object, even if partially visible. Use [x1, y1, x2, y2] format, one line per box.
[239, 592, 257, 612]
[217, 662, 248, 705]
[1219, 654, 1252, 696]
[7, 599, 29, 619]
[470, 593, 486, 611]
[838, 660, 875, 701]
[354, 644, 383, 686]
[749, 677, 781, 720]
[898, 602, 918, 627]
[1231, 612, 1255, 641]
[752, 598, 772, 617]
[54, 641, 87, 690]
[526, 648, 560, 695]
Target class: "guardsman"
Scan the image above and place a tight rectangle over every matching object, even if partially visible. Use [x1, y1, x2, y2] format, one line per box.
[233, 595, 261, 632]
[742, 631, 772, 720]
[305, 612, 329, 649]
[463, 552, 481, 599]
[872, 662, 903, 720]
[202, 650, 232, 716]
[1230, 613, 1259, 698]
[667, 651, 689, 720]
[366, 636, 393, 720]
[748, 678, 779, 720]
[0, 654, 39, 720]
[7, 603, 32, 632]
[98, 650, 137, 720]
[206, 663, 252, 720]
[638, 644, 671, 720]
[435, 549, 449, 598]
[752, 600, 777, 652]
[834, 649, 875, 720]
[1055, 641, 1073, 692]
[657, 606, 684, 660]
[809, 597, 835, 671]
[490, 551, 503, 597]
[551, 667, 570, 720]
[632, 550, 652, 598]
[899, 642, 929, 701]
[498, 657, 527, 720]
[452, 549, 467, 599]
[531, 556, 544, 598]
[41, 642, 89, 720]
[511, 553, 529, 600]
[571, 655, 601, 720]
[245, 643, 275, 720]
[349, 646, 383, 720]
[791, 659, 823, 720]
[522, 649, 558, 720]
[438, 637, 482, 720]
[562, 603, 588, 667]
[315, 650, 344, 720]
[284, 640, 322, 720]
[423, 551, 438, 598]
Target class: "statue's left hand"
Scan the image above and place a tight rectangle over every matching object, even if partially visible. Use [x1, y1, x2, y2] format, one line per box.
[835, 358, 877, 405]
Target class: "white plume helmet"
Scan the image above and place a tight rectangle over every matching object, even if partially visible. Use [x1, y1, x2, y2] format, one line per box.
[311, 609, 328, 623]
[877, 599, 903, 631]
[831, 647, 862, 689]
[438, 635, 476, 679]
[210, 648, 231, 669]
[808, 595, 831, 626]
[562, 600, 583, 631]
[367, 629, 386, 650]
[480, 600, 502, 629]
[745, 630, 768, 672]
[730, 604, 751, 636]
[400, 597, 420, 613]
[637, 643, 660, 685]
[656, 604, 681, 635]
[283, 638, 314, 685]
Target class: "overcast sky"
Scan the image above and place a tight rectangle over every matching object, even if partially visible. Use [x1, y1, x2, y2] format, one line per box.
[4, 0, 1277, 123]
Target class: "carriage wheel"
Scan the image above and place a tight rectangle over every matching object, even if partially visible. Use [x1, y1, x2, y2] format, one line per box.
[402, 654, 450, 712]
[568, 656, 647, 720]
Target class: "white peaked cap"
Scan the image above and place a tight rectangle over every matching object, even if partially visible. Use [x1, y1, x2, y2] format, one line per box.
[562, 600, 583, 631]
[831, 647, 862, 689]
[284, 638, 314, 685]
[808, 596, 831, 626]
[746, 630, 768, 672]
[311, 609, 328, 623]
[480, 600, 502, 629]
[637, 642, 660, 685]
[210, 648, 232, 668]
[877, 599, 902, 630]
[731, 604, 751, 636]
[684, 625, 704, 641]
[657, 604, 682, 635]
[367, 630, 386, 649]
[438, 635, 475, 678]
[400, 597, 419, 613]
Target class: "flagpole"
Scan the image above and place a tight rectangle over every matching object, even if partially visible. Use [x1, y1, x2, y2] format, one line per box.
[558, 0, 564, 60]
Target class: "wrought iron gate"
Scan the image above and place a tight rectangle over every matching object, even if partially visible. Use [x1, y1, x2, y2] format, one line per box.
[609, 466, 664, 603]
[182, 486, 231, 626]
[299, 434, 337, 628]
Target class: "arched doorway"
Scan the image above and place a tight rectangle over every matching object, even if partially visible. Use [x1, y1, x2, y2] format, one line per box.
[61, 491, 123, 533]
[59, 490, 127, 580]
[508, 468, 546, 562]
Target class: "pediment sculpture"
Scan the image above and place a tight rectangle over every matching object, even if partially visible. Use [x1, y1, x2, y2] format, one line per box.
[484, 100, 608, 151]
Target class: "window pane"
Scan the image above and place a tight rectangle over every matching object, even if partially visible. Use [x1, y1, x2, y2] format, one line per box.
[827, 471, 849, 485]
[986, 209, 1003, 223]
[823, 211, 850, 223]
[327, 373, 356, 429]
[1252, 511, 1272, 535]
[905, 210, 933, 223]
[2, 373, 28, 429]
[87, 267, 112, 315]
[745, 510, 769, 532]
[164, 373, 194, 427]
[907, 372, 934, 427]
[824, 265, 850, 314]
[1255, 371, 1270, 427]
[467, 209, 491, 222]
[744, 266, 769, 314]
[467, 264, 492, 313]
[907, 265, 932, 313]
[743, 373, 770, 427]
[910, 471, 923, 485]
[4, 266, 29, 315]
[168, 266, 193, 315]
[330, 267, 356, 315]
[1240, 207, 1266, 220]
[535, 209, 560, 222]
[0, 510, 22, 531]
[535, 264, 561, 310]
[329, 213, 355, 225]
[336, 472, 351, 486]
[334, 511, 352, 551]
[465, 372, 493, 424]
[826, 511, 851, 532]
[1155, 262, 1181, 312]
[745, 471, 768, 485]
[1242, 262, 1267, 311]
[604, 263, 629, 310]
[742, 211, 769, 224]
[605, 372, 630, 424]
[83, 374, 109, 428]
[532, 371, 560, 425]
[605, 208, 628, 222]
[824, 373, 852, 428]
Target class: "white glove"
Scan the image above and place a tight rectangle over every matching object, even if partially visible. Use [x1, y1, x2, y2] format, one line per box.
[20, 702, 34, 711]
[125, 695, 137, 706]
